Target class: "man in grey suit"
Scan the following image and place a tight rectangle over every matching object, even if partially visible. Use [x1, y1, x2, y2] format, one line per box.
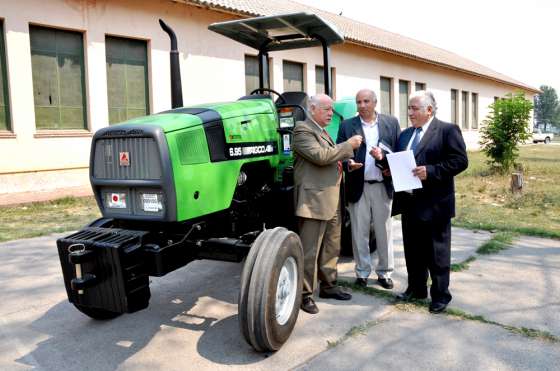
[293, 94, 363, 314]
[336, 89, 401, 290]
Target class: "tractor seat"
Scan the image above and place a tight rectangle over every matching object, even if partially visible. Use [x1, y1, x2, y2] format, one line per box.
[276, 91, 308, 123]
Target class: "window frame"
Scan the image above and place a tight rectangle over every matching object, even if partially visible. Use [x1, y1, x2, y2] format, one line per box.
[461, 90, 469, 130]
[0, 19, 11, 132]
[282, 60, 305, 93]
[29, 25, 88, 131]
[450, 89, 459, 125]
[244, 54, 272, 95]
[380, 76, 393, 116]
[471, 92, 478, 130]
[105, 35, 150, 125]
[315, 65, 336, 98]
[398, 79, 410, 128]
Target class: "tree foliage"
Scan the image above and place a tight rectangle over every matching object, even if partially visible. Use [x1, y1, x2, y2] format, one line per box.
[534, 85, 559, 131]
[479, 92, 533, 173]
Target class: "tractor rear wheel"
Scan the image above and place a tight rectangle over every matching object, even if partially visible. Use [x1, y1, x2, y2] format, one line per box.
[73, 304, 121, 320]
[239, 227, 303, 352]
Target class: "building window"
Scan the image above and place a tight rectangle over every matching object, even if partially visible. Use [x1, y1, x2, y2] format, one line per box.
[30, 26, 87, 130]
[315, 65, 336, 98]
[461, 91, 469, 129]
[415, 82, 426, 91]
[283, 61, 304, 92]
[245, 55, 270, 95]
[380, 76, 392, 115]
[471, 92, 478, 129]
[450, 89, 458, 124]
[106, 36, 150, 125]
[398, 80, 410, 128]
[0, 20, 10, 131]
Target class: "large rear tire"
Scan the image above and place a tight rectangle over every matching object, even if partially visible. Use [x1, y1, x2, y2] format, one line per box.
[239, 227, 303, 352]
[73, 304, 121, 320]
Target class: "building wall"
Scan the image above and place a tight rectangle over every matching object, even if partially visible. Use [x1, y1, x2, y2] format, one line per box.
[0, 0, 535, 193]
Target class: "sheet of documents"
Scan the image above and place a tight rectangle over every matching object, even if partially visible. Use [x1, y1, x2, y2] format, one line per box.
[386, 150, 423, 192]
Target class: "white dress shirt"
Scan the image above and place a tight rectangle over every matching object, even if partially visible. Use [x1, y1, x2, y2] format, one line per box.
[361, 114, 383, 181]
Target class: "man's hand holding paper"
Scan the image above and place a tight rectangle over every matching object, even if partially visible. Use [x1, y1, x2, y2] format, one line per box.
[386, 150, 423, 192]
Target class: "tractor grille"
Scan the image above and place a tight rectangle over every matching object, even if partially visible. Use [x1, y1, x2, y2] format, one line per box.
[93, 137, 162, 180]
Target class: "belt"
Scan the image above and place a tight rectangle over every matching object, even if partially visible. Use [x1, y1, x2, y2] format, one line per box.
[365, 179, 383, 184]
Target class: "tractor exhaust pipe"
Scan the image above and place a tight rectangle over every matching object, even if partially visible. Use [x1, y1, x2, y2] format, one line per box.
[159, 19, 183, 109]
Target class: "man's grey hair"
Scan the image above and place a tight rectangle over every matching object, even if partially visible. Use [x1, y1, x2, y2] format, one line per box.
[357, 89, 378, 103]
[308, 94, 332, 110]
[409, 90, 438, 114]
[308, 95, 321, 110]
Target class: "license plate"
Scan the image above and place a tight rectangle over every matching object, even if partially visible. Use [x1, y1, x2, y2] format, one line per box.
[142, 193, 162, 212]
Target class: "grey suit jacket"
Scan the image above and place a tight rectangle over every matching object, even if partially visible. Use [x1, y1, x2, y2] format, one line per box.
[292, 119, 354, 220]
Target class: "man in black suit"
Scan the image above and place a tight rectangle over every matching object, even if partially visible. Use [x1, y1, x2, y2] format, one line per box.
[336, 89, 401, 290]
[392, 90, 468, 313]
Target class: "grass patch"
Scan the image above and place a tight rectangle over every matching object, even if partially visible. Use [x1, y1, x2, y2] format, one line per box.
[340, 278, 560, 344]
[454, 146, 560, 239]
[476, 231, 516, 255]
[326, 320, 382, 348]
[0, 196, 100, 243]
[450, 255, 477, 272]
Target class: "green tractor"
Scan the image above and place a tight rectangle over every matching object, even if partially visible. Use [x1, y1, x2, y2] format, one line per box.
[56, 12, 356, 352]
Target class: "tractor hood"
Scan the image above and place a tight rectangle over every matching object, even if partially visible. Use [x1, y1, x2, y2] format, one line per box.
[110, 99, 277, 134]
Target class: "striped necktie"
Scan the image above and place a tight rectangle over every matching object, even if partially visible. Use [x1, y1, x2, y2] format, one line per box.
[410, 127, 423, 153]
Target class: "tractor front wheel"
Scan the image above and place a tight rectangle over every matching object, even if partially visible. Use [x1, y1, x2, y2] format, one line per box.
[238, 227, 303, 352]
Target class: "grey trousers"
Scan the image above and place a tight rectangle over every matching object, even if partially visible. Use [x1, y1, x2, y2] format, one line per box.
[298, 208, 341, 298]
[349, 182, 394, 279]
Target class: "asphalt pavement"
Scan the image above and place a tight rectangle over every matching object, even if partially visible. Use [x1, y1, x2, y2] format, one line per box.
[0, 221, 559, 371]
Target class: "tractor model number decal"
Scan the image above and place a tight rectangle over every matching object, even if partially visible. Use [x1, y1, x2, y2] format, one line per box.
[227, 142, 277, 159]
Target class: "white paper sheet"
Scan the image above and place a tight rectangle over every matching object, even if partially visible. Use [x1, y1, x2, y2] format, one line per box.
[386, 150, 423, 192]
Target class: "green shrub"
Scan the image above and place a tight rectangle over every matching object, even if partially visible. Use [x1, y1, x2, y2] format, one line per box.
[479, 92, 532, 173]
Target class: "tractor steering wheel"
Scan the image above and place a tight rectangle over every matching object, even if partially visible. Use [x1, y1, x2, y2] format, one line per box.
[249, 88, 286, 104]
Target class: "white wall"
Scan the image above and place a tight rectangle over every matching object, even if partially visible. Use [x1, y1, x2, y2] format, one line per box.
[0, 0, 536, 192]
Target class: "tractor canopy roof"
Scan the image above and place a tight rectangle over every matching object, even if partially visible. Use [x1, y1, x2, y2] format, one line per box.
[208, 12, 344, 52]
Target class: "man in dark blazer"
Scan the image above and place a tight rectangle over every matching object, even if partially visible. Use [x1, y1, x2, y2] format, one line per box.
[293, 94, 363, 314]
[336, 89, 401, 290]
[392, 90, 468, 313]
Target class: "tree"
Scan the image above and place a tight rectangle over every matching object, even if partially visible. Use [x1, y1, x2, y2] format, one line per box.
[479, 92, 532, 173]
[534, 85, 559, 131]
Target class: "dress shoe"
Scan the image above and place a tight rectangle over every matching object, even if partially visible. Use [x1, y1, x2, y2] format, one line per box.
[396, 290, 427, 302]
[319, 286, 352, 300]
[429, 302, 448, 314]
[355, 278, 368, 288]
[300, 296, 319, 314]
[377, 277, 394, 289]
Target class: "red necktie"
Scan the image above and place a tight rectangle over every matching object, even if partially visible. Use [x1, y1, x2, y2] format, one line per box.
[323, 130, 343, 177]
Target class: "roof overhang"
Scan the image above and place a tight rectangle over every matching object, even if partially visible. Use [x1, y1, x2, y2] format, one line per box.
[208, 12, 344, 52]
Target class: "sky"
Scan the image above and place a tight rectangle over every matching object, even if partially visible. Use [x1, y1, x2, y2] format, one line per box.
[295, 0, 559, 95]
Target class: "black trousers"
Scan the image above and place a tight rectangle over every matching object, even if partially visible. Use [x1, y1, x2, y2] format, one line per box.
[401, 214, 452, 304]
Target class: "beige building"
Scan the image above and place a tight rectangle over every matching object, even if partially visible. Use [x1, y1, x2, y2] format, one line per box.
[0, 0, 539, 194]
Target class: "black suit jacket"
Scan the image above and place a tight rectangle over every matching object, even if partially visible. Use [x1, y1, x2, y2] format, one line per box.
[336, 113, 401, 203]
[392, 117, 468, 221]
